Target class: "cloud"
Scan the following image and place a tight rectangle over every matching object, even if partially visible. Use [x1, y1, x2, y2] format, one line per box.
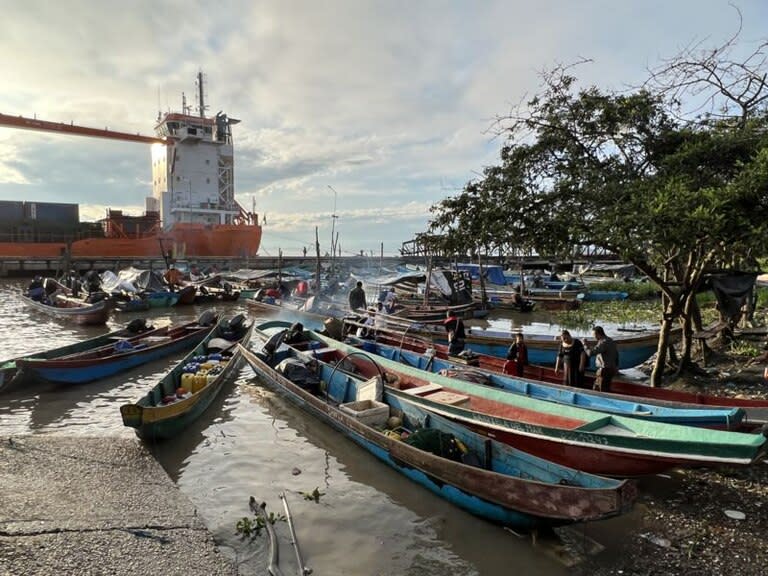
[1, 1, 767, 254]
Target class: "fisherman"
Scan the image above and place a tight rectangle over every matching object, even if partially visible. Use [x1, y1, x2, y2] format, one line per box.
[27, 276, 45, 301]
[383, 288, 398, 314]
[554, 330, 587, 388]
[444, 311, 466, 355]
[505, 332, 528, 377]
[164, 264, 183, 290]
[356, 307, 376, 339]
[348, 281, 367, 312]
[587, 326, 619, 392]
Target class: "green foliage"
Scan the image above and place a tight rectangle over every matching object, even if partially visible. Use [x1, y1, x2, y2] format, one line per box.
[585, 281, 660, 300]
[728, 339, 762, 358]
[301, 487, 326, 503]
[555, 300, 663, 328]
[235, 510, 285, 540]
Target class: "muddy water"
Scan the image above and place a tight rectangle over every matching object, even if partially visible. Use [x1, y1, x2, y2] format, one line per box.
[0, 279, 647, 575]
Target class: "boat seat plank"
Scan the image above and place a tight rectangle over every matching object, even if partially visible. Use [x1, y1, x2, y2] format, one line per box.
[424, 390, 471, 406]
[402, 383, 444, 396]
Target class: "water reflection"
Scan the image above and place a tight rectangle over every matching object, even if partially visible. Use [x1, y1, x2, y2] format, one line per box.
[0, 279, 635, 575]
[221, 370, 567, 576]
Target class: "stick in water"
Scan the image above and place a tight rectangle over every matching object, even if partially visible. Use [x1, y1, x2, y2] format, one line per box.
[280, 492, 312, 575]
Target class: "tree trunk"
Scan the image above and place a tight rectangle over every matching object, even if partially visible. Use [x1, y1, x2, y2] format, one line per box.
[650, 315, 674, 386]
[477, 251, 488, 308]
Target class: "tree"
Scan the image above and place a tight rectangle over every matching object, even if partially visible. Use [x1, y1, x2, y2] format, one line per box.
[429, 52, 768, 385]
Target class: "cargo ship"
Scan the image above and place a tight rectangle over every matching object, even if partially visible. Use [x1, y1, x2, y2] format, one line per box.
[0, 72, 262, 260]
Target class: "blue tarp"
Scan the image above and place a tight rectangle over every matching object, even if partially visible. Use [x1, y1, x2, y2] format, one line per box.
[455, 263, 508, 286]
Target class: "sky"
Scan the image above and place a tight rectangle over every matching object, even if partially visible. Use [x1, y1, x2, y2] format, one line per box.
[1, 1, 767, 256]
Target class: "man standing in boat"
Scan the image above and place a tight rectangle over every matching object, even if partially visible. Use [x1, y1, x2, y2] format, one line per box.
[587, 326, 619, 392]
[505, 332, 528, 377]
[348, 281, 367, 312]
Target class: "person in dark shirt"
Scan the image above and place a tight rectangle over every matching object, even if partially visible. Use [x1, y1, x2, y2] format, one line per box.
[554, 330, 587, 388]
[348, 281, 366, 311]
[505, 332, 528, 377]
[587, 326, 619, 391]
[444, 312, 466, 355]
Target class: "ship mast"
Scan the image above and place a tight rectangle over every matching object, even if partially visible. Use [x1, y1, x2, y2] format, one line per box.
[196, 71, 208, 118]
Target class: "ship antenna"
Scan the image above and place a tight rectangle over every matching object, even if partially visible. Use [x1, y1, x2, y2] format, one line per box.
[196, 70, 208, 118]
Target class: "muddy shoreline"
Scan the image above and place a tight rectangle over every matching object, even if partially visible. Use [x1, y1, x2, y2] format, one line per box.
[572, 350, 768, 575]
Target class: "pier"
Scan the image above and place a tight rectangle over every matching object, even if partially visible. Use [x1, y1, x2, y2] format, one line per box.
[0, 435, 236, 575]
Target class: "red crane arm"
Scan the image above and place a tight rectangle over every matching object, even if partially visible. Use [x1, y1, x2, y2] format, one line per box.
[0, 112, 165, 144]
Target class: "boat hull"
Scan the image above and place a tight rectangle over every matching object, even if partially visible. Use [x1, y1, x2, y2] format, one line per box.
[0, 222, 262, 259]
[239, 335, 635, 528]
[17, 322, 214, 384]
[413, 326, 663, 370]
[352, 339, 744, 430]
[308, 330, 766, 477]
[120, 319, 252, 441]
[367, 331, 755, 429]
[1, 324, 150, 391]
[21, 295, 110, 326]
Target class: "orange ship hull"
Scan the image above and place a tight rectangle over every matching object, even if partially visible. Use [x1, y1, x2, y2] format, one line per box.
[0, 223, 261, 259]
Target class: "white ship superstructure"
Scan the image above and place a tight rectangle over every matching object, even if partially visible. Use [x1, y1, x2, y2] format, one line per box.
[150, 72, 243, 230]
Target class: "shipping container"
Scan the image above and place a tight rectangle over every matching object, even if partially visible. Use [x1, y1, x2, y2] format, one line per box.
[24, 201, 79, 225]
[0, 200, 25, 223]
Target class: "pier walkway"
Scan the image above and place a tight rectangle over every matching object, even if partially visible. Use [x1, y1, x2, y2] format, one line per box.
[0, 435, 236, 576]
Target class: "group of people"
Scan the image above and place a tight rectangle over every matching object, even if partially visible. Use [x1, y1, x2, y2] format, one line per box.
[554, 326, 619, 391]
[504, 326, 619, 391]
[348, 282, 401, 339]
[27, 271, 104, 304]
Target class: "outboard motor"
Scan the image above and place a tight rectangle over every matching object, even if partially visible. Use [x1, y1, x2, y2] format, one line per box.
[126, 318, 152, 333]
[197, 310, 217, 327]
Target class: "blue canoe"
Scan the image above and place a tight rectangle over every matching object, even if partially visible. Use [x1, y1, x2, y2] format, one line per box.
[16, 315, 218, 384]
[407, 324, 664, 370]
[238, 321, 635, 529]
[346, 337, 745, 429]
[1, 320, 155, 391]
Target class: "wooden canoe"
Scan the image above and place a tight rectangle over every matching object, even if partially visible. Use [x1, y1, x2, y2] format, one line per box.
[286, 325, 767, 476]
[20, 294, 111, 326]
[0, 319, 154, 391]
[384, 322, 668, 370]
[120, 315, 252, 441]
[16, 315, 218, 384]
[366, 330, 768, 427]
[344, 337, 746, 430]
[239, 323, 636, 529]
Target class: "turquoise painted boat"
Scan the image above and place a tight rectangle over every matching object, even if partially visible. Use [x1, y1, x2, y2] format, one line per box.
[239, 322, 636, 529]
[267, 323, 766, 476]
[120, 314, 252, 441]
[16, 315, 217, 384]
[344, 337, 745, 430]
[144, 290, 180, 308]
[0, 319, 154, 391]
[364, 329, 768, 428]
